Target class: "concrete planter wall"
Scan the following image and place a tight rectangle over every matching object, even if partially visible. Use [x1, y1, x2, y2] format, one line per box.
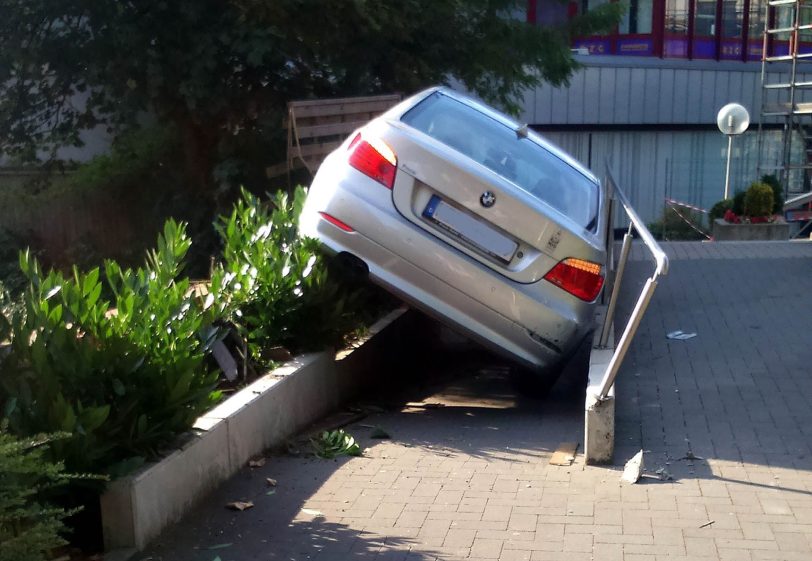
[712, 218, 790, 241]
[100, 308, 416, 557]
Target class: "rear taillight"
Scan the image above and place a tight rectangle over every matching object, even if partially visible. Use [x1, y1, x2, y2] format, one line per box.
[348, 133, 397, 189]
[543, 258, 604, 302]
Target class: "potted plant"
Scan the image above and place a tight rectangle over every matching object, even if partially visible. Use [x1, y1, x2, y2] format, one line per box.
[711, 177, 790, 241]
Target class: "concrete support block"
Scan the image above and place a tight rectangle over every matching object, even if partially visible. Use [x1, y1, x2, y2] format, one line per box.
[584, 306, 616, 464]
[584, 388, 615, 464]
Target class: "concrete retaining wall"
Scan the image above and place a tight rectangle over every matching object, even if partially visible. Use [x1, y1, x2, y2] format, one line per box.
[101, 307, 417, 556]
[712, 218, 790, 241]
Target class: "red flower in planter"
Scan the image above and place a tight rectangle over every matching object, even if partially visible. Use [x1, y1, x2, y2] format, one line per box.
[723, 209, 740, 224]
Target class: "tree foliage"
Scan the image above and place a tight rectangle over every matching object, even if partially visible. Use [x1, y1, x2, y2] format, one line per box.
[0, 0, 621, 190]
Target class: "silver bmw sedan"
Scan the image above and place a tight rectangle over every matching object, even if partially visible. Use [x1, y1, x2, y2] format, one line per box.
[300, 87, 608, 377]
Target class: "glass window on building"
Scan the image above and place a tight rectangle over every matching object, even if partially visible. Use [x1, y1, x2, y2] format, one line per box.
[766, 3, 812, 55]
[665, 0, 690, 57]
[694, 0, 718, 58]
[748, 0, 767, 60]
[619, 0, 654, 34]
[574, 0, 613, 55]
[618, 1, 654, 56]
[799, 4, 812, 46]
[581, 0, 611, 12]
[721, 1, 743, 37]
[720, 1, 745, 60]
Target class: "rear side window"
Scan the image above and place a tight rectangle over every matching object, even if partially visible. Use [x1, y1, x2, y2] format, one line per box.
[401, 92, 598, 229]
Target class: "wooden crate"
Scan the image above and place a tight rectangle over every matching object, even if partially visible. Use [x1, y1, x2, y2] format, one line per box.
[269, 93, 401, 179]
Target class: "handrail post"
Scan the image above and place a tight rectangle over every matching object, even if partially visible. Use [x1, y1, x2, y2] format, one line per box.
[599, 222, 633, 348]
[586, 166, 669, 464]
[597, 277, 658, 399]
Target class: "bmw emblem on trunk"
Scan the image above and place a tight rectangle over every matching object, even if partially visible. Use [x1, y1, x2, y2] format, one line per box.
[480, 191, 496, 208]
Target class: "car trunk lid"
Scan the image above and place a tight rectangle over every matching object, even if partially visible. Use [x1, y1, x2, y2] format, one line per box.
[377, 121, 603, 285]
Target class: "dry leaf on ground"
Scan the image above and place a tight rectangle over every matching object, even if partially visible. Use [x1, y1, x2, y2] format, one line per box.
[226, 501, 254, 511]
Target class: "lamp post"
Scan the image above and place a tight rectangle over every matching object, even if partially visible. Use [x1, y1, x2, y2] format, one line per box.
[716, 103, 750, 200]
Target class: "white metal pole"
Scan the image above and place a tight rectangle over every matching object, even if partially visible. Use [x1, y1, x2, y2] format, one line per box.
[724, 134, 733, 200]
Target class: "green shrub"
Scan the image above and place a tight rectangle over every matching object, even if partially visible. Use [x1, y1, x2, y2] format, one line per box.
[0, 424, 76, 561]
[732, 189, 746, 215]
[648, 206, 707, 241]
[760, 173, 784, 213]
[212, 187, 365, 366]
[0, 229, 33, 298]
[0, 220, 221, 476]
[744, 182, 774, 217]
[709, 199, 734, 221]
[68, 126, 180, 194]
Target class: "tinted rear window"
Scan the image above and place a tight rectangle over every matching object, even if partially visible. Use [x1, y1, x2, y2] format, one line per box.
[401, 92, 598, 229]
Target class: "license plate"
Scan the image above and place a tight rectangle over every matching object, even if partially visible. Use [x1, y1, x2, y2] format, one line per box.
[423, 195, 517, 262]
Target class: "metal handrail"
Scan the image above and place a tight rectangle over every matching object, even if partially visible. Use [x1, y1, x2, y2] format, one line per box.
[595, 167, 669, 400]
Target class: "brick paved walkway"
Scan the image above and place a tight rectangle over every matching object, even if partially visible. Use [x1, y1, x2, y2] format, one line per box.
[143, 241, 812, 561]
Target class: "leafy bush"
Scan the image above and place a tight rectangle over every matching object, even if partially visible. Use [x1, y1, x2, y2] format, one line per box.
[732, 189, 746, 216]
[744, 182, 774, 218]
[649, 206, 707, 241]
[212, 187, 365, 366]
[0, 424, 76, 561]
[760, 173, 784, 214]
[0, 229, 33, 298]
[0, 221, 221, 476]
[67, 126, 181, 195]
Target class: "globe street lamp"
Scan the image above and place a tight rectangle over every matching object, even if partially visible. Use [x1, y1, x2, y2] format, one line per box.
[716, 103, 750, 200]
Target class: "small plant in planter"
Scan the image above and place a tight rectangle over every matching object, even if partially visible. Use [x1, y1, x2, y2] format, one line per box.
[710, 179, 790, 240]
[212, 187, 372, 368]
[743, 182, 775, 223]
[713, 181, 779, 224]
[0, 220, 222, 477]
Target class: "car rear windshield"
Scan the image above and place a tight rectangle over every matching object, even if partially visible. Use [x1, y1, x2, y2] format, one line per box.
[401, 92, 598, 229]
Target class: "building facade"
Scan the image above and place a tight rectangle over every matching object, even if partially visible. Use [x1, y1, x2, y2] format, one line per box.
[524, 1, 812, 224]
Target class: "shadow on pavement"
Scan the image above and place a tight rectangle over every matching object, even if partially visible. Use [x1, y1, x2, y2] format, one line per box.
[143, 317, 592, 560]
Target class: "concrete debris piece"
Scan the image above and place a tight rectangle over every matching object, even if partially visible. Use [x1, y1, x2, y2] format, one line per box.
[226, 501, 254, 511]
[549, 442, 579, 466]
[666, 330, 697, 340]
[212, 340, 239, 381]
[655, 466, 673, 481]
[622, 450, 645, 484]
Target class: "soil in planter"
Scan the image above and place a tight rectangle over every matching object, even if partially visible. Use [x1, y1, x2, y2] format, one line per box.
[56, 486, 105, 556]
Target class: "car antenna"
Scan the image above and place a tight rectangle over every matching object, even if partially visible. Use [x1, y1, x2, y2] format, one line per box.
[516, 124, 529, 139]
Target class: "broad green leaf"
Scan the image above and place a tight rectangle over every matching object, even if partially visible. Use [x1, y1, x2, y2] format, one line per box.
[112, 378, 126, 396]
[80, 405, 110, 431]
[83, 268, 100, 297]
